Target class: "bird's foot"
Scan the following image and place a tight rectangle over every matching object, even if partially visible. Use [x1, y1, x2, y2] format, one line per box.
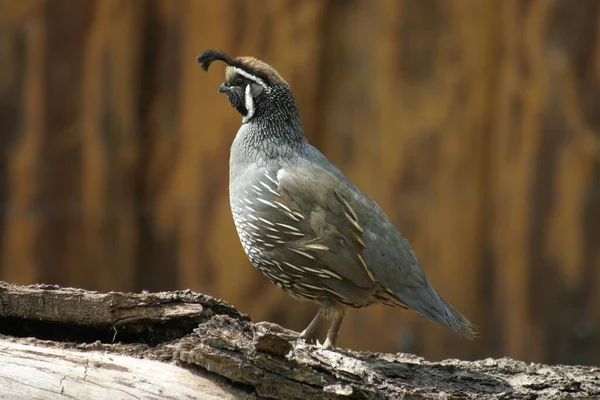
[320, 337, 335, 349]
[299, 329, 318, 345]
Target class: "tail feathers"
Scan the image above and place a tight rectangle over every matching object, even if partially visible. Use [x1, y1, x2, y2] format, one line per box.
[395, 286, 477, 339]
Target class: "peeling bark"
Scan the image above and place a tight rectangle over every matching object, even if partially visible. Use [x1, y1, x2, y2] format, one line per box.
[0, 282, 598, 399]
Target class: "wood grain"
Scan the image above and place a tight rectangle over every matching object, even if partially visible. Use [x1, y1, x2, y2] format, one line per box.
[0, 340, 243, 400]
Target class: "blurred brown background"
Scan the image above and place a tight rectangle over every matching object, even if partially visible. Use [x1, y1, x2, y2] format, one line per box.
[1, 0, 599, 366]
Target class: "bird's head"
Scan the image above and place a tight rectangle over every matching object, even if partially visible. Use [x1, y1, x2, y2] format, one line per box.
[197, 50, 291, 124]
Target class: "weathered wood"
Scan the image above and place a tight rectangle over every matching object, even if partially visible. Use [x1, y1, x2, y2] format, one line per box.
[177, 319, 600, 399]
[0, 339, 247, 400]
[0, 281, 246, 343]
[0, 282, 203, 325]
[0, 282, 598, 399]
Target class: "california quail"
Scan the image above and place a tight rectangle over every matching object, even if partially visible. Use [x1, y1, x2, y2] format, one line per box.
[197, 49, 476, 349]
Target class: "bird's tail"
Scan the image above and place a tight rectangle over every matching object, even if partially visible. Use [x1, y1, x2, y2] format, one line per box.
[396, 285, 477, 339]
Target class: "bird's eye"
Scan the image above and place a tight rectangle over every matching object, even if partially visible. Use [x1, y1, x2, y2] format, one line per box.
[235, 78, 245, 86]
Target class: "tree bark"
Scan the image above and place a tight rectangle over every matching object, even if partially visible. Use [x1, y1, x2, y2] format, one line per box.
[0, 281, 598, 399]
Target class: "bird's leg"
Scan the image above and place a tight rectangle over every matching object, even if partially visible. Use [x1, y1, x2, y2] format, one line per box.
[322, 308, 345, 349]
[299, 307, 324, 343]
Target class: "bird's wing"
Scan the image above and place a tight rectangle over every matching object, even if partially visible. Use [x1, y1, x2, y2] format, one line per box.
[247, 163, 378, 306]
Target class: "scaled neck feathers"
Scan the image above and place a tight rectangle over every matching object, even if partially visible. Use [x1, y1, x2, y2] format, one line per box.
[235, 86, 307, 161]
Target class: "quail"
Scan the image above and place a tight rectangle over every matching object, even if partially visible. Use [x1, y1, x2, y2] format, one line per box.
[197, 49, 476, 349]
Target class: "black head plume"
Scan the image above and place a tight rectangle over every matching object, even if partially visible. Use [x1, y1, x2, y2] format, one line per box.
[197, 50, 234, 71]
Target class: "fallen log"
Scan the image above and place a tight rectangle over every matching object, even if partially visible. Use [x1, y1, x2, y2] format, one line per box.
[0, 282, 597, 399]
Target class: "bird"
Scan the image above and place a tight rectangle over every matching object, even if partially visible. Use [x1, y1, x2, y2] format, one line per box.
[196, 49, 476, 349]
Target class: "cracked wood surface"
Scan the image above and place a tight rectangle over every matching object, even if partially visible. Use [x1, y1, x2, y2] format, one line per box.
[0, 340, 245, 400]
[0, 282, 598, 399]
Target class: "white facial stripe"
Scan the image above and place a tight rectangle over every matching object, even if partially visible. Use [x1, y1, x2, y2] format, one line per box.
[242, 84, 255, 123]
[230, 66, 268, 89]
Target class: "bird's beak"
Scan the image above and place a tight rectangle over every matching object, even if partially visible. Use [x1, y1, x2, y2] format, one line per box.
[218, 82, 230, 93]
